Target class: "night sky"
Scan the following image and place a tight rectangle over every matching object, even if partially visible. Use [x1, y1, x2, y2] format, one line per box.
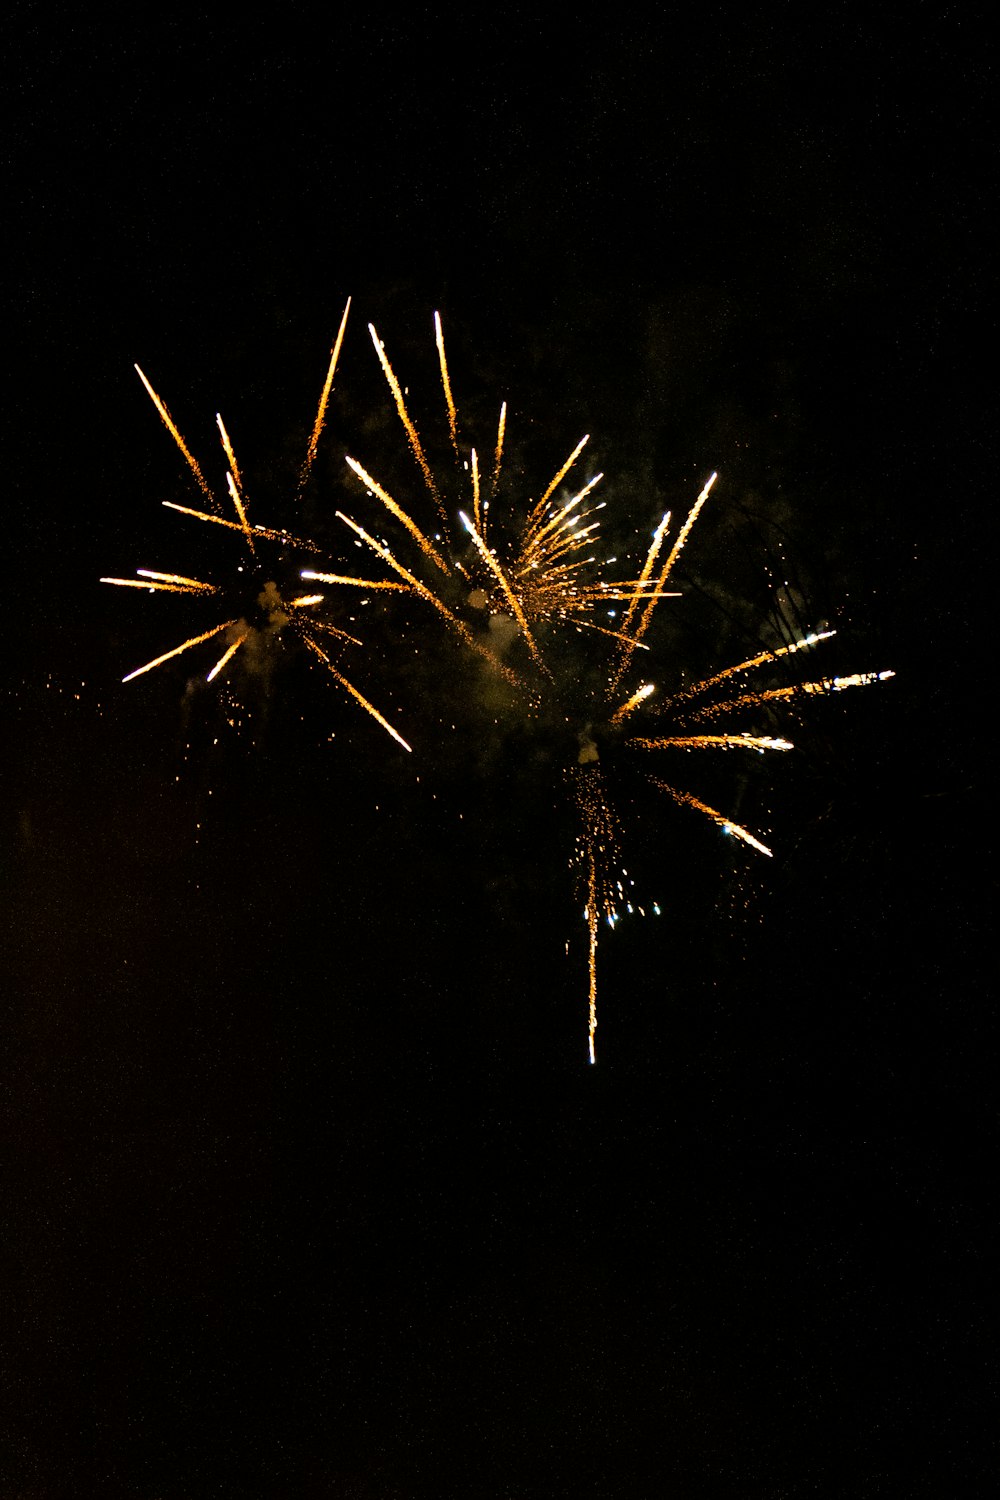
[5, 9, 993, 1496]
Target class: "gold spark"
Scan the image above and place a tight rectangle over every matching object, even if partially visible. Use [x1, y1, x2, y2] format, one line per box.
[226, 470, 255, 555]
[345, 456, 450, 574]
[368, 322, 446, 525]
[459, 510, 549, 676]
[122, 620, 238, 683]
[300, 568, 410, 593]
[215, 413, 243, 498]
[300, 296, 352, 491]
[524, 436, 590, 534]
[161, 501, 325, 553]
[303, 635, 411, 753]
[434, 310, 459, 459]
[633, 734, 794, 752]
[492, 401, 506, 494]
[665, 631, 838, 706]
[206, 631, 248, 683]
[610, 683, 655, 725]
[134, 364, 215, 506]
[652, 779, 773, 857]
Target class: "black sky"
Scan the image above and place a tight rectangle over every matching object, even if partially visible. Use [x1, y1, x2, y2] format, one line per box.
[4, 7, 994, 1496]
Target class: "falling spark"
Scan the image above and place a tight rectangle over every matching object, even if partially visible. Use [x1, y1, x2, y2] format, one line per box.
[134, 365, 215, 505]
[652, 779, 774, 857]
[300, 297, 352, 491]
[610, 683, 655, 725]
[206, 631, 248, 682]
[665, 631, 838, 706]
[226, 470, 255, 555]
[633, 734, 794, 753]
[122, 620, 238, 683]
[458, 510, 549, 675]
[524, 436, 590, 534]
[345, 456, 450, 574]
[368, 322, 446, 525]
[434, 310, 459, 459]
[215, 414, 243, 498]
[161, 501, 325, 553]
[492, 401, 507, 495]
[303, 635, 412, 752]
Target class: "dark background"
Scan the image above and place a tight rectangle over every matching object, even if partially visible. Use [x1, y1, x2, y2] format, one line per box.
[4, 6, 993, 1495]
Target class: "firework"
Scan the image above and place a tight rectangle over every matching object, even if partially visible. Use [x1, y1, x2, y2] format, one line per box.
[104, 302, 415, 750]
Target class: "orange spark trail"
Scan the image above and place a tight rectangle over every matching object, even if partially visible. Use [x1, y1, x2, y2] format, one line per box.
[300, 297, 351, 491]
[345, 456, 450, 574]
[634, 734, 794, 752]
[665, 631, 837, 706]
[524, 436, 590, 533]
[652, 779, 773, 857]
[206, 632, 248, 682]
[368, 322, 446, 525]
[122, 620, 238, 683]
[300, 568, 410, 593]
[336, 512, 524, 686]
[303, 635, 412, 752]
[614, 511, 671, 647]
[434, 311, 459, 459]
[101, 571, 220, 595]
[134, 365, 215, 506]
[459, 510, 549, 676]
[686, 670, 895, 722]
[471, 448, 481, 532]
[492, 401, 506, 495]
[215, 414, 243, 497]
[586, 852, 598, 1065]
[614, 473, 717, 687]
[161, 501, 325, 553]
[610, 683, 655, 725]
[226, 470, 255, 555]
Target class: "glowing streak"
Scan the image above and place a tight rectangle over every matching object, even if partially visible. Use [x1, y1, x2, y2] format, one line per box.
[134, 365, 215, 505]
[524, 436, 590, 532]
[688, 671, 895, 722]
[215, 414, 243, 497]
[288, 594, 324, 607]
[434, 310, 459, 459]
[337, 512, 523, 685]
[586, 852, 598, 1065]
[667, 631, 838, 705]
[523, 473, 604, 556]
[368, 323, 446, 524]
[615, 511, 671, 646]
[300, 569, 409, 592]
[300, 296, 351, 490]
[653, 779, 773, 857]
[206, 632, 247, 682]
[226, 470, 255, 555]
[122, 620, 237, 682]
[615, 473, 718, 686]
[803, 670, 896, 692]
[161, 501, 324, 553]
[634, 734, 794, 752]
[610, 683, 655, 725]
[471, 448, 481, 533]
[345, 456, 450, 574]
[306, 619, 364, 647]
[459, 510, 549, 675]
[136, 569, 218, 592]
[492, 401, 506, 493]
[303, 635, 412, 752]
[101, 576, 217, 595]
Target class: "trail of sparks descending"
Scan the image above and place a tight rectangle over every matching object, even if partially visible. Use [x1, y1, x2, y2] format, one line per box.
[303, 636, 412, 753]
[652, 779, 774, 857]
[134, 365, 215, 506]
[122, 621, 238, 683]
[300, 297, 352, 492]
[345, 456, 450, 574]
[368, 322, 447, 525]
[459, 510, 548, 675]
